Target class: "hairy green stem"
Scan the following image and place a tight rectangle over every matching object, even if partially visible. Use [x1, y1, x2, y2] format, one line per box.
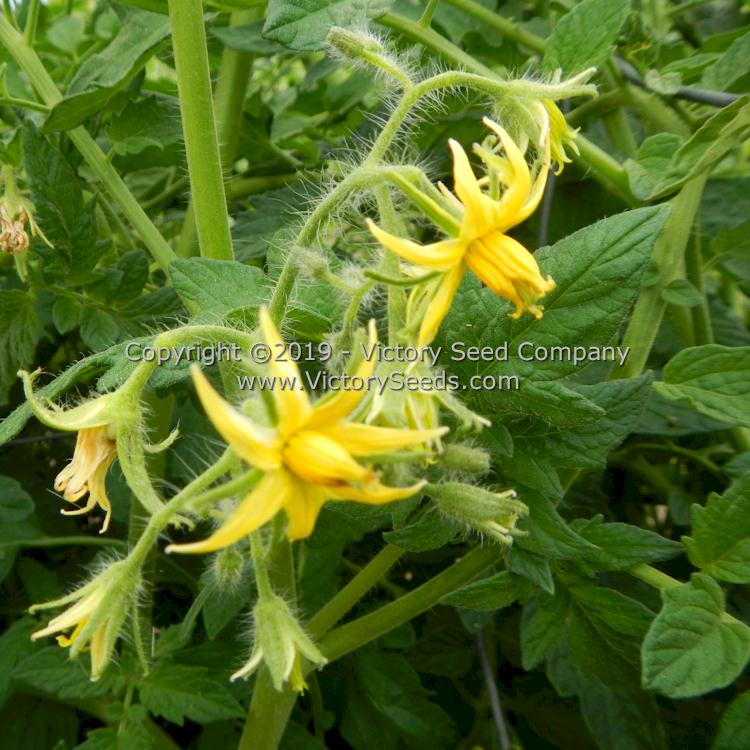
[0, 14, 176, 271]
[380, 9, 635, 204]
[267, 68, 595, 323]
[168, 0, 233, 260]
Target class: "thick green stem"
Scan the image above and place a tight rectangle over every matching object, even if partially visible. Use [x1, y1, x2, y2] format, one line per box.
[613, 175, 707, 379]
[176, 10, 255, 258]
[685, 234, 713, 345]
[373, 186, 407, 338]
[23, 0, 39, 46]
[320, 546, 496, 661]
[308, 544, 405, 637]
[250, 530, 274, 598]
[0, 15, 176, 271]
[443, 0, 544, 53]
[628, 563, 682, 590]
[168, 0, 233, 260]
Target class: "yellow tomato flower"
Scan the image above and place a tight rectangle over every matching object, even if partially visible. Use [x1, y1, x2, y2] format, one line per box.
[20, 370, 120, 533]
[54, 426, 116, 533]
[168, 309, 446, 551]
[367, 117, 555, 347]
[30, 561, 138, 681]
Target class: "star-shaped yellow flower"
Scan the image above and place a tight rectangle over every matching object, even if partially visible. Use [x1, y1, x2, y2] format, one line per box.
[367, 117, 555, 347]
[168, 309, 446, 552]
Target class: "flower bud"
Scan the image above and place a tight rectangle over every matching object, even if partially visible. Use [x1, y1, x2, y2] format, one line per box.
[326, 27, 384, 59]
[231, 592, 327, 692]
[212, 546, 246, 592]
[439, 443, 491, 477]
[30, 559, 140, 680]
[291, 246, 332, 281]
[427, 482, 528, 545]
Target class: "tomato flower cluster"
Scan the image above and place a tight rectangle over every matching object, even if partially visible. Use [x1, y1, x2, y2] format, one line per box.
[20, 62, 580, 690]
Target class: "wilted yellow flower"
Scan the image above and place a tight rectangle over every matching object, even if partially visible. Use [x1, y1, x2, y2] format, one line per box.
[20, 370, 119, 533]
[368, 117, 554, 347]
[168, 309, 446, 551]
[54, 426, 116, 533]
[30, 561, 138, 681]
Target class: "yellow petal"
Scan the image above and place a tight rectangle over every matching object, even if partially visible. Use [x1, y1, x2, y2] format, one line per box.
[258, 308, 311, 434]
[418, 263, 466, 348]
[466, 234, 555, 318]
[283, 483, 328, 541]
[319, 423, 448, 456]
[89, 624, 108, 680]
[448, 139, 491, 234]
[367, 219, 466, 270]
[327, 478, 426, 504]
[191, 365, 281, 471]
[166, 471, 290, 554]
[283, 430, 370, 485]
[479, 119, 532, 229]
[308, 319, 377, 428]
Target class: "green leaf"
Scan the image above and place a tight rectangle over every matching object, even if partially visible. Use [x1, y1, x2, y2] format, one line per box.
[44, 7, 171, 132]
[508, 376, 652, 476]
[654, 345, 750, 428]
[520, 588, 570, 670]
[683, 472, 750, 583]
[701, 31, 750, 92]
[212, 21, 287, 54]
[508, 546, 554, 593]
[712, 691, 750, 750]
[138, 663, 244, 725]
[543, 0, 630, 74]
[0, 290, 41, 392]
[547, 643, 668, 750]
[263, 0, 393, 51]
[0, 476, 34, 522]
[383, 507, 457, 552]
[22, 123, 101, 280]
[572, 516, 683, 572]
[440, 570, 520, 610]
[0, 618, 36, 706]
[14, 647, 114, 700]
[626, 98, 750, 200]
[661, 278, 703, 307]
[353, 648, 456, 744]
[170, 258, 268, 322]
[516, 491, 596, 559]
[641, 574, 750, 698]
[52, 296, 82, 334]
[106, 96, 182, 156]
[80, 307, 120, 352]
[440, 206, 669, 406]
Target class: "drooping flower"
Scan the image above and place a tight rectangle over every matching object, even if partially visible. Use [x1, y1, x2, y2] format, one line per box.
[167, 309, 446, 551]
[20, 370, 119, 533]
[0, 165, 51, 255]
[367, 117, 555, 347]
[30, 560, 139, 681]
[538, 99, 579, 173]
[231, 592, 326, 692]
